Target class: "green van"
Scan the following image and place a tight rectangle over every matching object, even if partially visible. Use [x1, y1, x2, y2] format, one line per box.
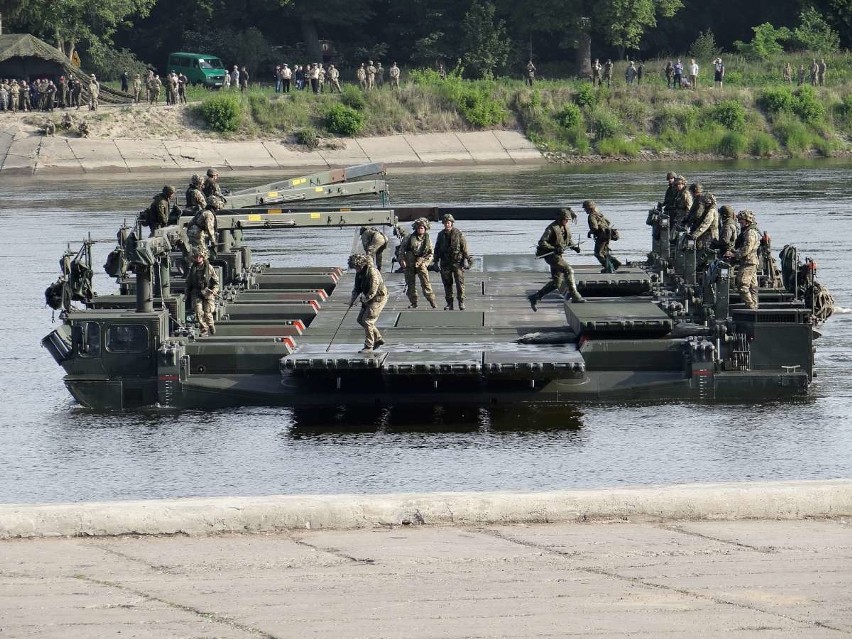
[166, 52, 227, 87]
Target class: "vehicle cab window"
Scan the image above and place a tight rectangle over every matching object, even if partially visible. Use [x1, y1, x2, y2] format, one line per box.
[105, 325, 148, 354]
[75, 321, 101, 357]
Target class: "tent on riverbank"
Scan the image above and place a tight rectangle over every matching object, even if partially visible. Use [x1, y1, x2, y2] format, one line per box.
[0, 34, 130, 103]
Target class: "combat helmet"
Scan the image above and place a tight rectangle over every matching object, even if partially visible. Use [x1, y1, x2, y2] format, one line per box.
[581, 200, 597, 212]
[441, 213, 455, 223]
[162, 185, 175, 196]
[192, 245, 209, 259]
[190, 173, 203, 187]
[347, 254, 369, 269]
[556, 207, 575, 222]
[675, 175, 687, 185]
[689, 182, 703, 195]
[359, 226, 368, 234]
[206, 167, 219, 178]
[666, 171, 677, 180]
[737, 209, 756, 225]
[412, 217, 429, 230]
[719, 205, 735, 218]
[206, 194, 225, 211]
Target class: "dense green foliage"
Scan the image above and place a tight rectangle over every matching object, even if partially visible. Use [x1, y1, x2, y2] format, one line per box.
[198, 93, 243, 132]
[324, 103, 365, 136]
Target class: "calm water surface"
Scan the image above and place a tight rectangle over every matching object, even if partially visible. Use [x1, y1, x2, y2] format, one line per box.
[1, 160, 850, 503]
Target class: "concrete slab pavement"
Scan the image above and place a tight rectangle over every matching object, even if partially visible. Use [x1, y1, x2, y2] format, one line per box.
[1, 518, 849, 638]
[65, 138, 128, 173]
[407, 131, 473, 163]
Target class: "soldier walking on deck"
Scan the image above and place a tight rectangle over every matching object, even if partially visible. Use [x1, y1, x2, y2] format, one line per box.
[528, 208, 585, 311]
[348, 254, 388, 354]
[400, 218, 437, 308]
[584, 200, 622, 273]
[186, 246, 220, 336]
[725, 210, 760, 310]
[186, 197, 221, 256]
[434, 214, 472, 310]
[359, 226, 389, 270]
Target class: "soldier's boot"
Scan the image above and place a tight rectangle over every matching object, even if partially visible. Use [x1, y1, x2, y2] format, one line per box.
[611, 257, 622, 271]
[458, 299, 465, 311]
[528, 294, 538, 312]
[568, 281, 585, 304]
[427, 296, 437, 309]
[444, 299, 453, 311]
[209, 324, 216, 335]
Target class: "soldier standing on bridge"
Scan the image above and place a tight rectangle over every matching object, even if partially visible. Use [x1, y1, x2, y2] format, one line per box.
[434, 214, 472, 310]
[187, 246, 220, 337]
[348, 254, 388, 354]
[400, 218, 437, 309]
[528, 208, 585, 311]
[725, 210, 761, 310]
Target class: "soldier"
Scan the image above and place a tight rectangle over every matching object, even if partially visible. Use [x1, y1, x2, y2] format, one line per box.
[584, 200, 622, 273]
[357, 63, 367, 90]
[71, 77, 83, 109]
[77, 120, 90, 137]
[359, 226, 389, 270]
[120, 70, 129, 93]
[810, 59, 819, 86]
[366, 60, 376, 89]
[525, 60, 536, 86]
[625, 61, 637, 85]
[9, 80, 18, 113]
[818, 58, 827, 86]
[60, 112, 73, 130]
[725, 210, 760, 310]
[327, 64, 341, 92]
[389, 62, 401, 89]
[434, 213, 472, 310]
[186, 246, 220, 336]
[58, 76, 68, 108]
[664, 61, 674, 88]
[185, 174, 207, 211]
[145, 186, 176, 236]
[43, 120, 56, 136]
[202, 167, 224, 202]
[684, 183, 719, 269]
[528, 208, 584, 311]
[603, 59, 613, 87]
[347, 254, 388, 354]
[661, 171, 678, 212]
[186, 196, 220, 255]
[282, 63, 292, 93]
[178, 73, 188, 104]
[376, 62, 384, 88]
[782, 62, 792, 84]
[717, 205, 738, 254]
[797, 64, 806, 86]
[592, 59, 602, 86]
[669, 175, 693, 229]
[400, 218, 436, 309]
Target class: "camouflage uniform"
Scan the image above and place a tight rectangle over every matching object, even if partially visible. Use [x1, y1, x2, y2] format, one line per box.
[348, 254, 388, 352]
[359, 226, 388, 270]
[585, 200, 621, 273]
[328, 65, 341, 92]
[366, 61, 376, 89]
[375, 62, 384, 88]
[433, 214, 471, 310]
[357, 64, 367, 90]
[529, 209, 584, 310]
[401, 219, 436, 308]
[525, 61, 536, 86]
[389, 63, 401, 89]
[147, 187, 175, 236]
[186, 201, 219, 254]
[718, 205, 738, 253]
[202, 168, 224, 201]
[669, 176, 693, 228]
[603, 60, 613, 87]
[592, 59, 602, 86]
[685, 187, 719, 269]
[186, 249, 220, 336]
[731, 210, 760, 309]
[185, 175, 207, 210]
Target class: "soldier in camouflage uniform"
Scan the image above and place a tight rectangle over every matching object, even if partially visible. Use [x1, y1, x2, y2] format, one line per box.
[359, 226, 389, 270]
[202, 168, 225, 202]
[185, 174, 207, 210]
[366, 61, 377, 89]
[585, 200, 622, 273]
[669, 175, 693, 229]
[400, 218, 436, 308]
[145, 186, 176, 236]
[433, 213, 472, 310]
[528, 208, 585, 311]
[348, 254, 388, 353]
[592, 59, 602, 86]
[186, 246, 220, 336]
[725, 210, 760, 309]
[389, 62, 401, 89]
[357, 64, 367, 90]
[684, 183, 719, 270]
[717, 205, 738, 254]
[603, 59, 613, 87]
[186, 196, 220, 256]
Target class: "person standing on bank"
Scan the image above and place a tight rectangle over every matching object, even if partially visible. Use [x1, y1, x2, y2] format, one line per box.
[359, 226, 389, 270]
[584, 200, 622, 273]
[186, 246, 220, 337]
[348, 254, 388, 354]
[434, 213, 472, 310]
[528, 208, 585, 312]
[400, 218, 436, 309]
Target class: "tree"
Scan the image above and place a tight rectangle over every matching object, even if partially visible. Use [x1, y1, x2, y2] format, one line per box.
[2, 0, 157, 63]
[282, 0, 373, 63]
[462, 1, 509, 78]
[793, 6, 840, 54]
[734, 23, 792, 59]
[810, 0, 852, 48]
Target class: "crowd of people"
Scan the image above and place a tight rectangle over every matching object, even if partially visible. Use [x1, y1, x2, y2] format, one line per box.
[262, 60, 403, 94]
[0, 75, 99, 112]
[782, 58, 828, 85]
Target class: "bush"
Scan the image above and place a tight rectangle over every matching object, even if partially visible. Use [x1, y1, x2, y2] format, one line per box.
[757, 87, 795, 114]
[295, 127, 319, 149]
[596, 136, 640, 158]
[772, 114, 815, 153]
[325, 103, 364, 136]
[556, 103, 582, 129]
[590, 108, 620, 140]
[717, 131, 749, 157]
[574, 84, 598, 110]
[710, 100, 747, 131]
[654, 103, 698, 133]
[340, 84, 366, 110]
[749, 132, 780, 156]
[455, 88, 507, 127]
[689, 30, 722, 62]
[793, 85, 825, 123]
[199, 94, 243, 132]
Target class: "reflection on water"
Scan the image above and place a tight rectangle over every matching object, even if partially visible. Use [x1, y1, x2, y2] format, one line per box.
[1, 160, 851, 502]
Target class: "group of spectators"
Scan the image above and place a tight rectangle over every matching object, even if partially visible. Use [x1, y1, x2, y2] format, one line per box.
[266, 60, 402, 94]
[0, 75, 96, 112]
[122, 70, 189, 105]
[782, 59, 828, 86]
[223, 65, 251, 92]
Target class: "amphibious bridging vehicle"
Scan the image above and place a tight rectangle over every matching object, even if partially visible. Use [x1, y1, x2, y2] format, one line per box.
[42, 165, 834, 410]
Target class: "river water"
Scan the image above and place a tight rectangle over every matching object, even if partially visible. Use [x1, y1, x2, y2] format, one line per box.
[1, 160, 851, 503]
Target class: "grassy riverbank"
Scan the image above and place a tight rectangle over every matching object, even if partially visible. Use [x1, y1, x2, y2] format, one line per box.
[102, 52, 852, 161]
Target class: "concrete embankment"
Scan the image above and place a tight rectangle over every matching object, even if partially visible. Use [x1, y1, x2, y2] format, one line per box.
[2, 479, 850, 539]
[0, 123, 543, 177]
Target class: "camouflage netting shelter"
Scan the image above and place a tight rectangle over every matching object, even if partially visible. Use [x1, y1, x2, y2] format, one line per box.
[0, 33, 131, 103]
